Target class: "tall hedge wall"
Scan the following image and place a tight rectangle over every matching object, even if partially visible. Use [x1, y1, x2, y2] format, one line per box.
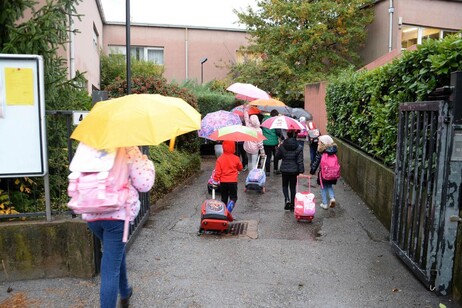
[326, 34, 462, 167]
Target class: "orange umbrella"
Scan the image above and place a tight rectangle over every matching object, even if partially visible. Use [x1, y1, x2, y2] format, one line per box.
[249, 98, 286, 107]
[231, 105, 260, 117]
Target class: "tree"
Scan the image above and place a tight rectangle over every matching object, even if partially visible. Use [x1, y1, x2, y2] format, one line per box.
[0, 0, 91, 212]
[232, 0, 374, 105]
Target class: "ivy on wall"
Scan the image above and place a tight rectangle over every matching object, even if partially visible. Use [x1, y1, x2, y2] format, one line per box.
[326, 34, 462, 167]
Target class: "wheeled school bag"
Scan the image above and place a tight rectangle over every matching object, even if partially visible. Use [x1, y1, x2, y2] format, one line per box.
[244, 154, 267, 193]
[294, 175, 316, 222]
[199, 188, 233, 234]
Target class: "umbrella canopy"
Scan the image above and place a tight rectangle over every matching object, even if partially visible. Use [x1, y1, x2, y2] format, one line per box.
[257, 105, 293, 116]
[198, 110, 242, 139]
[71, 94, 201, 149]
[249, 98, 286, 107]
[290, 108, 313, 121]
[208, 125, 267, 142]
[261, 115, 305, 130]
[227, 82, 271, 101]
[231, 105, 260, 117]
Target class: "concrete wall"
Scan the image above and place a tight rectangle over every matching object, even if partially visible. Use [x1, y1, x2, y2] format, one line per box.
[0, 220, 95, 282]
[335, 138, 394, 230]
[304, 82, 328, 134]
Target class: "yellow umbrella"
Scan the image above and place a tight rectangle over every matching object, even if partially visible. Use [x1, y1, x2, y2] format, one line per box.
[249, 98, 286, 107]
[70, 94, 201, 150]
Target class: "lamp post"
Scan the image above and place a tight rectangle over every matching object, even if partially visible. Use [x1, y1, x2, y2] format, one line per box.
[200, 57, 208, 84]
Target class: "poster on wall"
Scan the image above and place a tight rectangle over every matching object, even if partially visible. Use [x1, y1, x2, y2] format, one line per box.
[0, 54, 47, 177]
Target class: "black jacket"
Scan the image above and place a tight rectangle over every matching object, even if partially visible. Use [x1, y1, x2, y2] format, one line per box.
[275, 137, 304, 174]
[310, 144, 338, 186]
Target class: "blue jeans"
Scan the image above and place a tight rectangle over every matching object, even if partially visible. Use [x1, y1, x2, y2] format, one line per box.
[88, 220, 131, 308]
[320, 184, 335, 205]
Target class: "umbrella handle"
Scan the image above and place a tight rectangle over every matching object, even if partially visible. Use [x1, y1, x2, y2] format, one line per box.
[169, 136, 176, 152]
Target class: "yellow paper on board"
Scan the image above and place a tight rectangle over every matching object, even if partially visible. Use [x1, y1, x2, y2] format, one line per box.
[5, 67, 34, 105]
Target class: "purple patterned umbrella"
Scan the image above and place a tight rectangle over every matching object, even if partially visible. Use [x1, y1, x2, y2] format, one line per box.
[198, 110, 242, 139]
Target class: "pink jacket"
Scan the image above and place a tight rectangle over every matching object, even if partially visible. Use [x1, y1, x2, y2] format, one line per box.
[82, 146, 155, 222]
[243, 109, 264, 155]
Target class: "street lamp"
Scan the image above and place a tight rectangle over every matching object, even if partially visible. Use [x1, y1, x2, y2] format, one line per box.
[200, 57, 208, 84]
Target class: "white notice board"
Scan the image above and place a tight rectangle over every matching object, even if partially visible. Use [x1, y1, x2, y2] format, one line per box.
[0, 54, 47, 177]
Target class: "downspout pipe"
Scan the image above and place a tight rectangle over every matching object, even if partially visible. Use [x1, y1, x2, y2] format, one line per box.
[69, 14, 75, 79]
[126, 0, 131, 94]
[185, 28, 188, 80]
[388, 0, 394, 52]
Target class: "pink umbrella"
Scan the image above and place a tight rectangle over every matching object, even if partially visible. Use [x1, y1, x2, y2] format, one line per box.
[208, 125, 267, 142]
[261, 115, 305, 130]
[227, 82, 271, 101]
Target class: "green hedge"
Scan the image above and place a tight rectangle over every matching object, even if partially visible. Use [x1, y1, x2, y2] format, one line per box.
[148, 143, 201, 202]
[326, 34, 462, 167]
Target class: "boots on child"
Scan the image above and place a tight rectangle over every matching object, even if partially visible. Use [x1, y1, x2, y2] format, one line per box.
[284, 199, 291, 211]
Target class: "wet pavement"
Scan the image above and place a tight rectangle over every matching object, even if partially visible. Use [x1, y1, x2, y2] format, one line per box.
[0, 151, 459, 307]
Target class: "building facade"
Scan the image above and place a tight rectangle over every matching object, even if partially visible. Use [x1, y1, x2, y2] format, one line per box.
[359, 0, 462, 66]
[102, 23, 249, 84]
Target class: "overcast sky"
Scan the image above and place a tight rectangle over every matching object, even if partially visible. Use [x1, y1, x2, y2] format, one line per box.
[100, 0, 258, 29]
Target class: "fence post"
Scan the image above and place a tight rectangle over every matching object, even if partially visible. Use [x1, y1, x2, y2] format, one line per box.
[435, 71, 462, 295]
[451, 71, 462, 125]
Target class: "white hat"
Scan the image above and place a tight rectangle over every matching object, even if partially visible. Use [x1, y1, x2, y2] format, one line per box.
[318, 135, 333, 145]
[299, 116, 306, 123]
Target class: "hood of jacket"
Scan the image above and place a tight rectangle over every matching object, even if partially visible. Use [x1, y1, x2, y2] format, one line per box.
[222, 140, 235, 154]
[249, 115, 260, 128]
[318, 143, 338, 154]
[282, 137, 300, 151]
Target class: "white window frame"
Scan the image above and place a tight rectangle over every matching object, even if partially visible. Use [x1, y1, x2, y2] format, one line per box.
[108, 45, 164, 65]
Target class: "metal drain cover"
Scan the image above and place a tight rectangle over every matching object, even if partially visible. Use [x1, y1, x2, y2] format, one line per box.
[228, 220, 258, 239]
[228, 221, 248, 235]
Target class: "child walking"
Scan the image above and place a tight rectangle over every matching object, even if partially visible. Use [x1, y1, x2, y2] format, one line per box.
[212, 140, 243, 212]
[275, 130, 305, 211]
[310, 135, 338, 209]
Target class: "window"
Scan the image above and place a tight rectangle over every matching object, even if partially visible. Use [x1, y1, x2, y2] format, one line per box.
[108, 45, 164, 65]
[93, 24, 99, 49]
[401, 25, 460, 49]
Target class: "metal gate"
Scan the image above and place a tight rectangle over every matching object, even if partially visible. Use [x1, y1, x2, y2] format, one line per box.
[391, 72, 462, 295]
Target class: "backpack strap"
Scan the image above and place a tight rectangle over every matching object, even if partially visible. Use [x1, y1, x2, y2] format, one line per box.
[68, 171, 80, 194]
[96, 171, 109, 199]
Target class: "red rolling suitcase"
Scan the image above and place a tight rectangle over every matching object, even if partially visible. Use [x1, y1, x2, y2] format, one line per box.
[199, 188, 233, 234]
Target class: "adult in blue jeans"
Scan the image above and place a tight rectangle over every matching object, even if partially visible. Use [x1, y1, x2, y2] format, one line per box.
[78, 146, 155, 308]
[88, 221, 132, 308]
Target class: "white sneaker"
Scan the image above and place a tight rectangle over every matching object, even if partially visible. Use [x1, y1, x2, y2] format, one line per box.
[320, 203, 329, 210]
[329, 198, 336, 208]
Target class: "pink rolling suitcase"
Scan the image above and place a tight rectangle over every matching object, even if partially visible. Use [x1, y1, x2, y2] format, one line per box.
[294, 175, 315, 222]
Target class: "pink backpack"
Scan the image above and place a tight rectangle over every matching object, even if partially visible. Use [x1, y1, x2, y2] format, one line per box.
[320, 152, 341, 181]
[67, 143, 130, 214]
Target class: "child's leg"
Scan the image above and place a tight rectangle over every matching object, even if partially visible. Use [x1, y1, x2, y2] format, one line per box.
[320, 187, 328, 205]
[326, 184, 335, 200]
[220, 182, 229, 204]
[289, 174, 297, 208]
[229, 182, 238, 204]
[326, 184, 336, 207]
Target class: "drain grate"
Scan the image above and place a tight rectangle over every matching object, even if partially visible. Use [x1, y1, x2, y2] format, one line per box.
[228, 221, 248, 235]
[198, 220, 258, 238]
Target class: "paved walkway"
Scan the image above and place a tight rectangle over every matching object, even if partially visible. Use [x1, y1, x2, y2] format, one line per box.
[0, 152, 459, 307]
